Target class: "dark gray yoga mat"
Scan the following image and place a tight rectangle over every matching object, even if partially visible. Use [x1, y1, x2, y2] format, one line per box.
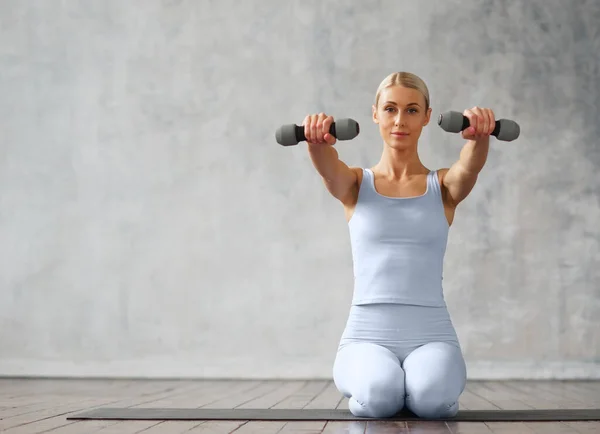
[67, 408, 600, 422]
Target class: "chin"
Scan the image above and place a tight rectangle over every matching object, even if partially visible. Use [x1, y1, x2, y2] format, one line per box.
[385, 139, 416, 150]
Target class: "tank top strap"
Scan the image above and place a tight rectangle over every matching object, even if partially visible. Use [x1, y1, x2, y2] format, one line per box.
[358, 168, 376, 196]
[427, 170, 442, 198]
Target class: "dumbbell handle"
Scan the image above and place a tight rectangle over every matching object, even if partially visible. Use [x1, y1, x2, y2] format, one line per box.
[437, 111, 520, 142]
[288, 124, 338, 143]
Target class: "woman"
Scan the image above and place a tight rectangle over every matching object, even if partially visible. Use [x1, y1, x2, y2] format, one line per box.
[304, 71, 496, 419]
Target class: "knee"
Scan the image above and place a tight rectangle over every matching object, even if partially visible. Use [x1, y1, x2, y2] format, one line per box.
[406, 381, 459, 419]
[351, 379, 405, 418]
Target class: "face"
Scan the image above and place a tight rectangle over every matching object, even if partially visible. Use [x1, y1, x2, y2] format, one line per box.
[372, 85, 432, 150]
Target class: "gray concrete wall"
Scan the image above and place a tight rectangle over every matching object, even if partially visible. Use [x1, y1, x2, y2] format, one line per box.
[1, 0, 599, 380]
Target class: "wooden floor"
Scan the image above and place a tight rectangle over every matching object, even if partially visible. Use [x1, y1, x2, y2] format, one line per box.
[0, 379, 599, 433]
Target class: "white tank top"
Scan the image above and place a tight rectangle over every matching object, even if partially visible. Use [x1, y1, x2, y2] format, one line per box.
[348, 168, 450, 307]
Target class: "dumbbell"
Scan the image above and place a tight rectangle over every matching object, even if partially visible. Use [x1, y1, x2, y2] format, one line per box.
[437, 111, 520, 142]
[275, 118, 360, 146]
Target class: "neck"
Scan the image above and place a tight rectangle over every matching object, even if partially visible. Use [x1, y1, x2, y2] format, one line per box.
[373, 143, 428, 179]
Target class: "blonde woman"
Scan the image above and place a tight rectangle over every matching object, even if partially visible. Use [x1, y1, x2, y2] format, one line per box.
[304, 72, 496, 419]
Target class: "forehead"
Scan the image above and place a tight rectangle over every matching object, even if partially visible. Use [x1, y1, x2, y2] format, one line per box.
[380, 85, 425, 105]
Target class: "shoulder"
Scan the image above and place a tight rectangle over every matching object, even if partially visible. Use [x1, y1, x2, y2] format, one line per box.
[433, 168, 455, 207]
[425, 167, 449, 186]
[338, 167, 364, 218]
[348, 166, 364, 185]
[435, 168, 450, 185]
[348, 166, 364, 186]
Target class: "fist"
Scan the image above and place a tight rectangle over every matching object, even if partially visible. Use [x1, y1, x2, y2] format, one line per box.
[461, 106, 496, 141]
[303, 113, 337, 146]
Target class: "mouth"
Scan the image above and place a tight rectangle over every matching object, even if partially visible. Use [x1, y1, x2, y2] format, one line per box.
[391, 132, 409, 136]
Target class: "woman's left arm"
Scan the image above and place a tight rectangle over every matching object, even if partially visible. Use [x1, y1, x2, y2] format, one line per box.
[441, 106, 495, 207]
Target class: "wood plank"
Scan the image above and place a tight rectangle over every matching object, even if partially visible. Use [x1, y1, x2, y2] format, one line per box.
[468, 382, 538, 433]
[127, 420, 205, 433]
[484, 421, 535, 433]
[478, 381, 600, 434]
[0, 380, 599, 434]
[0, 379, 130, 402]
[303, 382, 345, 410]
[202, 381, 283, 408]
[561, 421, 600, 433]
[336, 398, 349, 410]
[228, 421, 288, 433]
[272, 381, 329, 409]
[117, 381, 217, 408]
[127, 380, 221, 408]
[470, 382, 535, 410]
[460, 387, 502, 411]
[406, 420, 452, 433]
[512, 381, 600, 434]
[499, 382, 565, 409]
[529, 381, 600, 407]
[273, 381, 329, 433]
[1, 380, 199, 432]
[220, 381, 306, 434]
[236, 381, 308, 409]
[444, 421, 493, 433]
[133, 380, 259, 409]
[26, 420, 120, 434]
[276, 421, 328, 433]
[322, 420, 367, 433]
[144, 381, 281, 434]
[0, 379, 146, 419]
[521, 422, 582, 434]
[231, 380, 336, 433]
[3, 382, 211, 434]
[364, 420, 409, 433]
[2, 416, 79, 433]
[1, 399, 113, 431]
[188, 420, 247, 433]
[89, 420, 164, 434]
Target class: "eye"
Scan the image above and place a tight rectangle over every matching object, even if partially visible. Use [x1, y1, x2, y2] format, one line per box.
[408, 108, 418, 114]
[385, 107, 396, 112]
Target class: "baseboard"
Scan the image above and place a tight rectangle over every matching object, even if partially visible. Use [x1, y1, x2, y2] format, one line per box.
[1, 359, 599, 380]
[466, 361, 600, 380]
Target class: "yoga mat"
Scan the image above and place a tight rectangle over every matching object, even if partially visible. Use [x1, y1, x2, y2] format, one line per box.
[67, 408, 600, 422]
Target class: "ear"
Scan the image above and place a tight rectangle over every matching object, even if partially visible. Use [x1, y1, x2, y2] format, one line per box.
[372, 104, 379, 124]
[423, 107, 432, 126]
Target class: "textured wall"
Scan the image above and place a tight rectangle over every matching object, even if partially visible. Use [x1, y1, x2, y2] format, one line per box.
[1, 0, 599, 379]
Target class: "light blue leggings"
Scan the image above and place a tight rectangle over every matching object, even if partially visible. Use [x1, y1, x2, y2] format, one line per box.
[333, 303, 467, 419]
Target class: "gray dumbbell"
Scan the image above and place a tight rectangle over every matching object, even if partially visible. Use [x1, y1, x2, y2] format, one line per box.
[276, 118, 360, 146]
[438, 111, 520, 142]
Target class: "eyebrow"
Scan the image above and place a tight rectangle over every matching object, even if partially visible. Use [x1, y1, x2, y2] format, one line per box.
[384, 101, 421, 107]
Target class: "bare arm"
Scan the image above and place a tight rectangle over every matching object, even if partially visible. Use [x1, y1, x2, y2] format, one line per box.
[442, 137, 489, 206]
[304, 113, 358, 203]
[442, 107, 495, 207]
[308, 143, 358, 202]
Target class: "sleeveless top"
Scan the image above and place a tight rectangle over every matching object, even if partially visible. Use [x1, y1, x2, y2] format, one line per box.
[348, 168, 450, 307]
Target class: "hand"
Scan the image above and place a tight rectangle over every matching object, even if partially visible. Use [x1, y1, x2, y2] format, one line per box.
[461, 106, 495, 141]
[303, 113, 337, 146]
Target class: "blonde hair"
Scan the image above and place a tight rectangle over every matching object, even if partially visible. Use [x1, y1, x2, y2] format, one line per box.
[374, 72, 430, 110]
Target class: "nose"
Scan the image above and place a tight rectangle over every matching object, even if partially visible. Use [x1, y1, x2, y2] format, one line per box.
[394, 112, 405, 126]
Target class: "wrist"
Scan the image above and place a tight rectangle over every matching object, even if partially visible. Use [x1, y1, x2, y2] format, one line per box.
[474, 136, 490, 146]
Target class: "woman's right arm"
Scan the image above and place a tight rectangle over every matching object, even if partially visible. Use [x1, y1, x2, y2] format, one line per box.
[304, 113, 359, 204]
